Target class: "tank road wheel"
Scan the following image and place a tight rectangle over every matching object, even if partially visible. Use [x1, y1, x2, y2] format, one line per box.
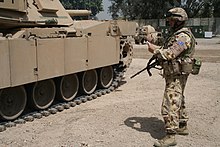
[98, 66, 114, 89]
[0, 86, 27, 120]
[57, 74, 79, 102]
[80, 70, 98, 95]
[30, 79, 56, 110]
[120, 39, 133, 69]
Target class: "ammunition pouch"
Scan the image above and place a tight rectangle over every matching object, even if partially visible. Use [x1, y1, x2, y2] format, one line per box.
[163, 60, 181, 76]
[191, 58, 202, 75]
[181, 58, 202, 75]
[180, 58, 193, 74]
[163, 58, 201, 76]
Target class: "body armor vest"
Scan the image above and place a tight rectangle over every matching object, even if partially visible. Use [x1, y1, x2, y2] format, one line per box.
[162, 28, 196, 76]
[163, 27, 196, 59]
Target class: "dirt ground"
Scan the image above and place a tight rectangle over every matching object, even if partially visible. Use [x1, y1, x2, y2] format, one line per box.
[0, 38, 220, 147]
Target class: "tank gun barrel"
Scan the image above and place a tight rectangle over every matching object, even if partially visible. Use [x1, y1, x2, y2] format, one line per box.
[0, 16, 62, 29]
[66, 10, 92, 17]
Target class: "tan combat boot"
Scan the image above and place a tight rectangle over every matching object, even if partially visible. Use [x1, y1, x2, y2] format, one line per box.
[176, 123, 189, 135]
[153, 134, 177, 147]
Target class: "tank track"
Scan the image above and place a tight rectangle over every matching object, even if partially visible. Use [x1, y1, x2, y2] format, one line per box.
[0, 66, 125, 132]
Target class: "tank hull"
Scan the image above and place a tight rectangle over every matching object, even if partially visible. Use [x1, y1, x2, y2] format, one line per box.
[0, 0, 136, 121]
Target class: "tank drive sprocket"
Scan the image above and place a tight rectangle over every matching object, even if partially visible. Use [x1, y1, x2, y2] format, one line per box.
[120, 38, 133, 70]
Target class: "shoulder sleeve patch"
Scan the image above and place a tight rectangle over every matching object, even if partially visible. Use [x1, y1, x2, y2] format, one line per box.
[177, 41, 184, 46]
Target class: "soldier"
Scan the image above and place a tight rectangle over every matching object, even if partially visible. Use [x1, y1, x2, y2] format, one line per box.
[147, 8, 196, 147]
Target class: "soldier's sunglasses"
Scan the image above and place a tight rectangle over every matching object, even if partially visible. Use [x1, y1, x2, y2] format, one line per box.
[165, 12, 182, 19]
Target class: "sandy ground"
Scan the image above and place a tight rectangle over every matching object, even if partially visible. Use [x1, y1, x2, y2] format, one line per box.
[0, 39, 220, 147]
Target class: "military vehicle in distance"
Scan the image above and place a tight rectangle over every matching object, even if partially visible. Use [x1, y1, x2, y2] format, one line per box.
[134, 25, 163, 45]
[134, 25, 148, 44]
[0, 0, 136, 121]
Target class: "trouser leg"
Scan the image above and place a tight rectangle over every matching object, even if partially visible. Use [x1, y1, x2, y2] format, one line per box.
[179, 75, 189, 125]
[161, 75, 188, 134]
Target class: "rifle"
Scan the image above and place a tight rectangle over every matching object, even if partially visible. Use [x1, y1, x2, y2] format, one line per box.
[130, 55, 163, 78]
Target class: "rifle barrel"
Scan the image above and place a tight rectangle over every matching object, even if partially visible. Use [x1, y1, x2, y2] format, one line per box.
[130, 67, 147, 79]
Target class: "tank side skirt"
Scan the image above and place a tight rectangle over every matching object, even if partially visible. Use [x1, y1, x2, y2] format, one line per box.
[0, 39, 10, 89]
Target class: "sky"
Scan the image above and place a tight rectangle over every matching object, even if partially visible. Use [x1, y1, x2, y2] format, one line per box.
[96, 0, 112, 20]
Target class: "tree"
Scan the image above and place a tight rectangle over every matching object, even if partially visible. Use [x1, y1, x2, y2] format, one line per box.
[180, 0, 220, 18]
[179, 0, 208, 17]
[108, 0, 220, 20]
[213, 0, 220, 17]
[60, 0, 103, 16]
[108, 0, 181, 20]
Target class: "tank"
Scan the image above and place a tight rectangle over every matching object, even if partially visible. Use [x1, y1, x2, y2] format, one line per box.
[134, 25, 164, 45]
[0, 0, 136, 121]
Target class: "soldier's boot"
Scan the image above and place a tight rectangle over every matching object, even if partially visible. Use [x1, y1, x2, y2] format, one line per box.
[153, 134, 177, 147]
[176, 123, 189, 135]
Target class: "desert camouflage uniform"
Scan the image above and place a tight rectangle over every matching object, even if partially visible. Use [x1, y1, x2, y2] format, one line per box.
[154, 27, 196, 134]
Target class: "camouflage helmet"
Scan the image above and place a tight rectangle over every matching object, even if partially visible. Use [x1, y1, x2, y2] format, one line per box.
[166, 7, 188, 21]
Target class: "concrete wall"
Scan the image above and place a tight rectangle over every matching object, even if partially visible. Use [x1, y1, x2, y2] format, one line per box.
[135, 17, 220, 36]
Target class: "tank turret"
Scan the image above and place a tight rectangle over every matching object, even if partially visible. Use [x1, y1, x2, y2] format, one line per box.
[0, 0, 73, 29]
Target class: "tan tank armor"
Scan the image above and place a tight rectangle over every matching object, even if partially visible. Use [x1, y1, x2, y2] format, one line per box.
[0, 0, 136, 121]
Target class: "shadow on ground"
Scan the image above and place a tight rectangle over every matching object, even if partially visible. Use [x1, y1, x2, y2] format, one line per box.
[124, 117, 166, 139]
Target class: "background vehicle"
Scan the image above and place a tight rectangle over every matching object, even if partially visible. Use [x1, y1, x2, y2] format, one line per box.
[0, 0, 136, 121]
[134, 26, 148, 44]
[134, 25, 164, 45]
